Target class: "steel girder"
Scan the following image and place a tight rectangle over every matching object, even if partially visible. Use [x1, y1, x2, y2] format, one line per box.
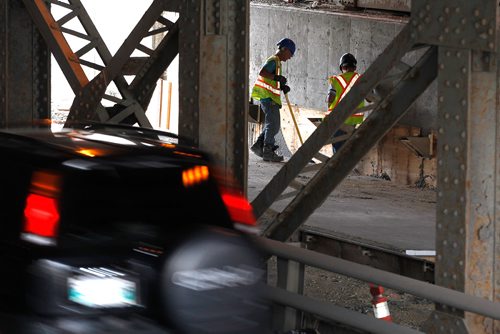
[23, 0, 249, 192]
[0, 0, 50, 128]
[178, 0, 250, 192]
[251, 1, 500, 332]
[22, 0, 179, 127]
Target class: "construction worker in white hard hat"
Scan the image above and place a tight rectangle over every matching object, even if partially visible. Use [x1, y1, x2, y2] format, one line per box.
[327, 52, 365, 154]
[250, 38, 295, 162]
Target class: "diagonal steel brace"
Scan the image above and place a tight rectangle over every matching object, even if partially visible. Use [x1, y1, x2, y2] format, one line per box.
[251, 24, 416, 219]
[265, 46, 438, 242]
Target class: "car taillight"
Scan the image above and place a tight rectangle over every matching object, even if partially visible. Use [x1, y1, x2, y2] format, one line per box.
[182, 165, 209, 187]
[21, 171, 61, 246]
[221, 191, 259, 234]
[24, 194, 60, 237]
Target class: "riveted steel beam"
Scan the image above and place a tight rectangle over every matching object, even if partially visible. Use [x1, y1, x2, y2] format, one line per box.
[22, 0, 88, 92]
[412, 0, 496, 52]
[67, 0, 168, 126]
[179, 0, 249, 191]
[0, 0, 50, 128]
[24, 0, 181, 127]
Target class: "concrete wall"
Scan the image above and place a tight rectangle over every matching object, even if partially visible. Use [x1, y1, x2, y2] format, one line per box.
[249, 4, 436, 132]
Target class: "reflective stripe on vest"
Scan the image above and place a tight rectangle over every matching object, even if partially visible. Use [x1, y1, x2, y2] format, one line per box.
[254, 77, 280, 96]
[251, 56, 282, 105]
[327, 72, 364, 125]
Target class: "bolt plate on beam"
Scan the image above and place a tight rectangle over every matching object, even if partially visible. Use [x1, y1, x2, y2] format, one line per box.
[412, 0, 496, 51]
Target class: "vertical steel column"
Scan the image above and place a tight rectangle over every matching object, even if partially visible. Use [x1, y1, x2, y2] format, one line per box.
[0, 0, 6, 127]
[275, 257, 305, 332]
[412, 1, 499, 332]
[179, 0, 249, 192]
[178, 0, 201, 147]
[0, 0, 50, 128]
[224, 0, 249, 193]
[32, 23, 50, 126]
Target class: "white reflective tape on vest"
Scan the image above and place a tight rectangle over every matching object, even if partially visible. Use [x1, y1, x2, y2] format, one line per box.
[255, 77, 280, 96]
[336, 75, 348, 88]
[338, 73, 360, 101]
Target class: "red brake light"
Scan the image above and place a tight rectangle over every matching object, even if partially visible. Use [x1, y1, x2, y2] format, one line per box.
[221, 192, 256, 226]
[21, 171, 61, 245]
[23, 194, 60, 237]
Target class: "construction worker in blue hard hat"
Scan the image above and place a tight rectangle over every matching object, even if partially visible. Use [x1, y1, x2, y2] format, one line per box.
[326, 52, 365, 154]
[250, 38, 295, 162]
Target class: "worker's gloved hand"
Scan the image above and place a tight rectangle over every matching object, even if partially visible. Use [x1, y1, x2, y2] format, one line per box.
[282, 85, 291, 94]
[274, 74, 287, 86]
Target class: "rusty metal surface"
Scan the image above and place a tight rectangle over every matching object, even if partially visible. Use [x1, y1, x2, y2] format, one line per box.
[412, 0, 496, 51]
[464, 49, 497, 333]
[265, 46, 437, 243]
[357, 0, 411, 12]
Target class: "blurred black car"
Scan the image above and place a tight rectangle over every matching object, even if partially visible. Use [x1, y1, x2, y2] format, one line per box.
[0, 124, 270, 334]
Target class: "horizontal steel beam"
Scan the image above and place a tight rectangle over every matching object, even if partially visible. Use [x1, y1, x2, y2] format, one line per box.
[264, 285, 422, 334]
[300, 228, 434, 283]
[257, 237, 500, 321]
[357, 0, 411, 12]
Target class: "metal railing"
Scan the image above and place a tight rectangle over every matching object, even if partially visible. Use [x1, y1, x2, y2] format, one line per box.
[257, 236, 500, 333]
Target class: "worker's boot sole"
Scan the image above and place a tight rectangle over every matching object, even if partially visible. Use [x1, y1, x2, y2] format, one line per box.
[263, 146, 284, 162]
[250, 143, 263, 157]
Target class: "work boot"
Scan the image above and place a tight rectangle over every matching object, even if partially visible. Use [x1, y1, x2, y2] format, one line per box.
[250, 139, 264, 157]
[263, 144, 284, 162]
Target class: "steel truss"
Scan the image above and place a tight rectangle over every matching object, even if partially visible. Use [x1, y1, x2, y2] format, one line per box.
[22, 0, 179, 127]
[251, 1, 500, 332]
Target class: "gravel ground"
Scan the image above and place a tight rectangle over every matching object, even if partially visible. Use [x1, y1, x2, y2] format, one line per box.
[267, 256, 434, 333]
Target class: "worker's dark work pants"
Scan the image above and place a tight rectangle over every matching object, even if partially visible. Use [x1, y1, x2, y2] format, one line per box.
[256, 100, 281, 147]
[332, 129, 347, 154]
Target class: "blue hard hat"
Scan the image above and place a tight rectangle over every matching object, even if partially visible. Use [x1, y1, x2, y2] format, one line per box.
[277, 38, 296, 56]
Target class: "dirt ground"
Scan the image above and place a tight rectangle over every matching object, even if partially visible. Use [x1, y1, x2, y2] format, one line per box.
[267, 260, 434, 332]
[248, 152, 436, 332]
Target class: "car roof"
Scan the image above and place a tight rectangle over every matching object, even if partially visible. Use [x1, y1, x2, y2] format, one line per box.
[0, 124, 209, 165]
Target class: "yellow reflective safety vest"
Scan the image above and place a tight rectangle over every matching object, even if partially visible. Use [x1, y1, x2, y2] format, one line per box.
[251, 56, 282, 106]
[327, 71, 364, 126]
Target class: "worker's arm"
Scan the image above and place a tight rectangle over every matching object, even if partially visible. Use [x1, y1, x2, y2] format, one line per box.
[259, 68, 275, 80]
[327, 84, 336, 105]
[259, 60, 287, 85]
